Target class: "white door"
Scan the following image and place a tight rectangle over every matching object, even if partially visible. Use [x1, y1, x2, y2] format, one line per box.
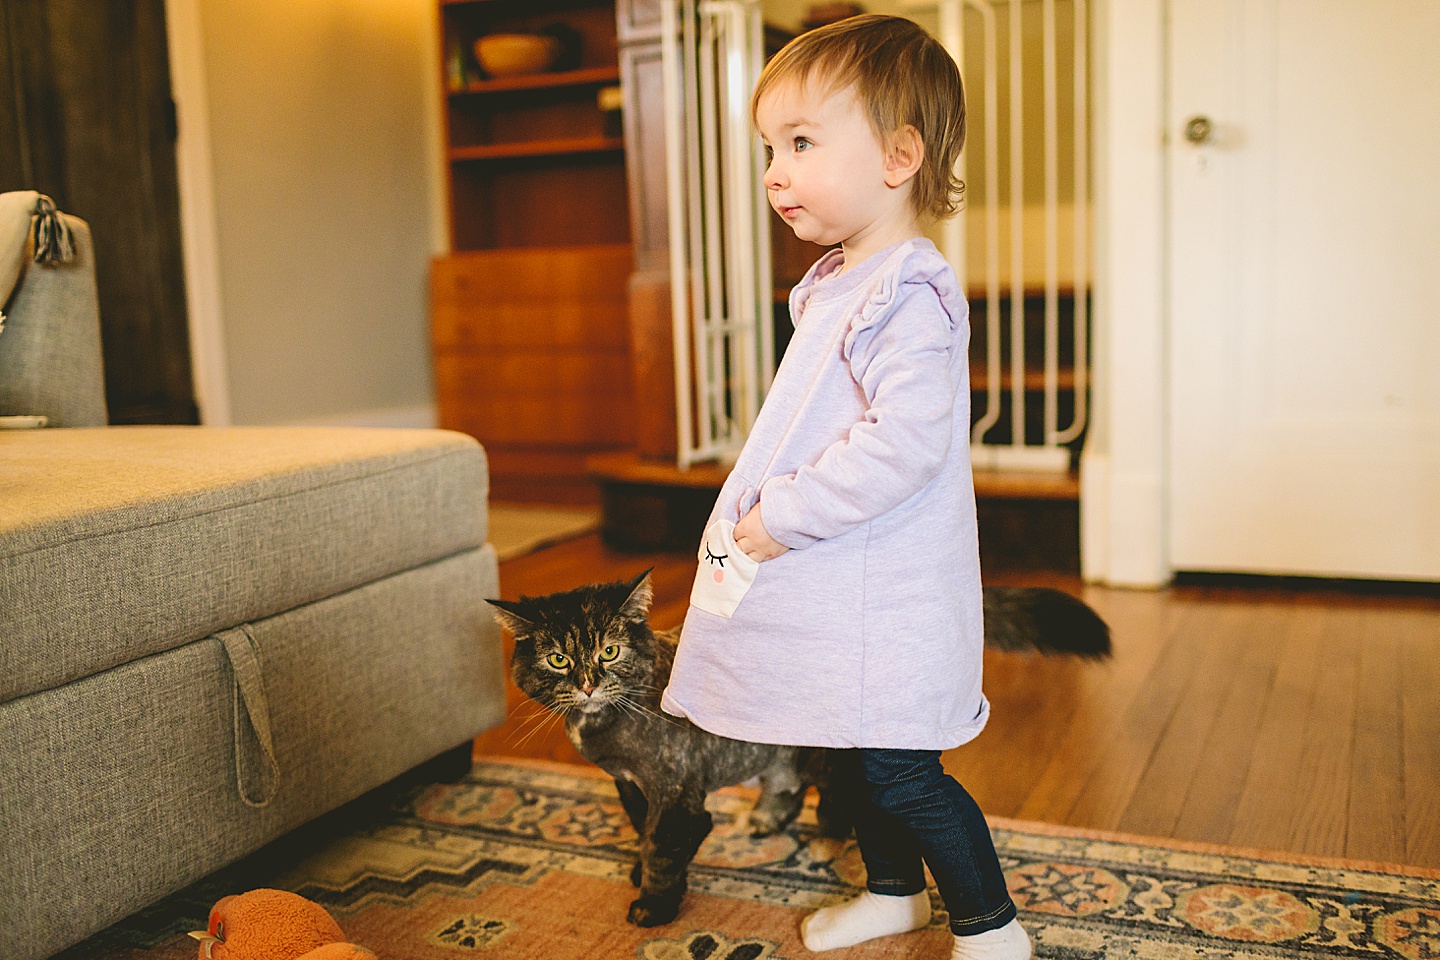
[1167, 0, 1440, 580]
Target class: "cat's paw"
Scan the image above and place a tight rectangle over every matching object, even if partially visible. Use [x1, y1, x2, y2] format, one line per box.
[627, 892, 683, 926]
[748, 791, 803, 837]
[747, 808, 788, 837]
[630, 859, 643, 887]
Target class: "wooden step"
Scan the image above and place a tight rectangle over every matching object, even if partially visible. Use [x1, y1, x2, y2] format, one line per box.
[587, 451, 732, 489]
[974, 468, 1080, 573]
[588, 451, 1079, 572]
[971, 363, 1078, 392]
[589, 452, 1078, 500]
[973, 467, 1079, 500]
[587, 452, 726, 552]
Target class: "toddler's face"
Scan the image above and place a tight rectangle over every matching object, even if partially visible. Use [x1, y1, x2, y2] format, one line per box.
[756, 81, 910, 253]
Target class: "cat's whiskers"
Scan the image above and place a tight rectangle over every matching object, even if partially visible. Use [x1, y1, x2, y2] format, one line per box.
[557, 690, 596, 710]
[609, 697, 642, 722]
[616, 681, 667, 711]
[510, 704, 567, 749]
[506, 698, 552, 729]
[613, 693, 683, 729]
[512, 718, 562, 751]
[507, 707, 558, 747]
[609, 691, 651, 717]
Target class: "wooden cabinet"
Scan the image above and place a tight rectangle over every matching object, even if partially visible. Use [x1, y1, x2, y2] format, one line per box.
[433, 0, 634, 502]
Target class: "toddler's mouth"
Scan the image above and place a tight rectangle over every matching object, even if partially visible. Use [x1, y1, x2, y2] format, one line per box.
[778, 205, 802, 219]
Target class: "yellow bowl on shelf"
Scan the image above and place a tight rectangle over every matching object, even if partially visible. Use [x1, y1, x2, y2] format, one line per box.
[474, 33, 561, 78]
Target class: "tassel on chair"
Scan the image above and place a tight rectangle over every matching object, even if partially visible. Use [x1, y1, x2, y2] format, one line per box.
[31, 194, 75, 266]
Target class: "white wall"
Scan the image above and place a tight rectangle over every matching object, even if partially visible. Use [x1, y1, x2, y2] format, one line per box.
[177, 0, 446, 427]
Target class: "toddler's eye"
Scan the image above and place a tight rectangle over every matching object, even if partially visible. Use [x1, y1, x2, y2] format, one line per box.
[599, 644, 622, 663]
[762, 143, 774, 162]
[794, 136, 812, 152]
[546, 652, 572, 670]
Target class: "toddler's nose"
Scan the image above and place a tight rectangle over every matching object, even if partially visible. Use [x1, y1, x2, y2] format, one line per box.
[763, 160, 785, 191]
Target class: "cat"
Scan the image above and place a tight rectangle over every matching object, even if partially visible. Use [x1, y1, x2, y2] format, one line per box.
[488, 570, 1108, 927]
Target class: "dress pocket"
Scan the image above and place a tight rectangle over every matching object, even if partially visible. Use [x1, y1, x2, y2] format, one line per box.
[689, 518, 761, 619]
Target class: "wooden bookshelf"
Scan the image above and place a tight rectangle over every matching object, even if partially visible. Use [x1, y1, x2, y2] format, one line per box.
[449, 65, 621, 95]
[433, 0, 633, 503]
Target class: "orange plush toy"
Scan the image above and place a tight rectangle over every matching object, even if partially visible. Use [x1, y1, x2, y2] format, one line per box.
[188, 889, 374, 959]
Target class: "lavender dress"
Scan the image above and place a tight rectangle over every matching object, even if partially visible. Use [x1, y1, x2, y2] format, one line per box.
[661, 238, 988, 750]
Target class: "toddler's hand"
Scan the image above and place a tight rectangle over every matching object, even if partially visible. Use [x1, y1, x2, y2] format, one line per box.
[734, 503, 789, 562]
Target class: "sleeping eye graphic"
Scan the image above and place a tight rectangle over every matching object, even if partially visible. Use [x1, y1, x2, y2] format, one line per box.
[704, 541, 729, 585]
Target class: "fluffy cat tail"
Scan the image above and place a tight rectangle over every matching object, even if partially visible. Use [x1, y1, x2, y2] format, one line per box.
[981, 587, 1111, 658]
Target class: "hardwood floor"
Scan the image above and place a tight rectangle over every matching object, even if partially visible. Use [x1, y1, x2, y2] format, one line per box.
[480, 533, 1440, 870]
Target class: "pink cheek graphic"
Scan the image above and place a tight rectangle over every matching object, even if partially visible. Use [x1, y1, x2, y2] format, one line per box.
[713, 570, 725, 584]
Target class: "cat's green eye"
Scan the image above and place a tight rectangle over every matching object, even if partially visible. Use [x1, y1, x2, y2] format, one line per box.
[599, 644, 622, 663]
[545, 652, 572, 670]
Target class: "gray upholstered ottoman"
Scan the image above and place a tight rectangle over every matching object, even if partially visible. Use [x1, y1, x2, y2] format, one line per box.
[0, 426, 505, 960]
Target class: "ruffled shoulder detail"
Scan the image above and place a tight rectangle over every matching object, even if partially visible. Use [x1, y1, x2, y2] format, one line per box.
[841, 238, 959, 361]
[788, 247, 845, 326]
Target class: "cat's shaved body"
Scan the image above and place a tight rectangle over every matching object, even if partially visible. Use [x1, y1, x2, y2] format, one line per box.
[491, 572, 833, 927]
[489, 571, 1108, 927]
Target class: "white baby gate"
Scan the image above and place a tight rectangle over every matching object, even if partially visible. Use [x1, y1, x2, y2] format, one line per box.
[941, 0, 1090, 471]
[662, 0, 1089, 472]
[661, 0, 774, 469]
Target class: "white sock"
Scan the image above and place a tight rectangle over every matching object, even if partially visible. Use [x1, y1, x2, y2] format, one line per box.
[800, 890, 932, 952]
[950, 918, 1031, 960]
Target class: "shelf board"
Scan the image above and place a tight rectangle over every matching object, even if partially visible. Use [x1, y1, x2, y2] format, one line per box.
[449, 66, 620, 95]
[971, 363, 1078, 392]
[449, 136, 624, 162]
[442, 0, 613, 8]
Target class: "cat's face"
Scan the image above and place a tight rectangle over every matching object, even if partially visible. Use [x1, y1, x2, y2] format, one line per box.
[490, 571, 656, 718]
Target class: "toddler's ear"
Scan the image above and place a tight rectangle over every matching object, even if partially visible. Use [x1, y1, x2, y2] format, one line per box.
[884, 124, 925, 188]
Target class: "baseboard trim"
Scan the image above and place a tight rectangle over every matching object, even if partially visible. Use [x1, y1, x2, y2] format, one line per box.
[1080, 449, 1171, 587]
[284, 404, 439, 430]
[1079, 450, 1111, 581]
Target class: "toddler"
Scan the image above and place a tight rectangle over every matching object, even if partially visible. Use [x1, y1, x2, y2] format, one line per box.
[661, 14, 1029, 960]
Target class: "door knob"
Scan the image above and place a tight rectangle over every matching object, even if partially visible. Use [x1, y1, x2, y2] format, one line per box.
[1184, 115, 1214, 145]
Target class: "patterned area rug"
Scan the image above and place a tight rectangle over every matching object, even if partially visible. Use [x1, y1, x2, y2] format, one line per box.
[62, 758, 1440, 960]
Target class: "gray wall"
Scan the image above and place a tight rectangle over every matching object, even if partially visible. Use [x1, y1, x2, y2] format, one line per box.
[197, 0, 443, 426]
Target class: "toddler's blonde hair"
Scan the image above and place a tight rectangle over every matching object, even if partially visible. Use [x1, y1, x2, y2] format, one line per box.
[752, 15, 967, 220]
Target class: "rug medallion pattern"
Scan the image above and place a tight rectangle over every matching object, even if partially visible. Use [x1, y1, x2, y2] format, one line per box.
[62, 759, 1440, 960]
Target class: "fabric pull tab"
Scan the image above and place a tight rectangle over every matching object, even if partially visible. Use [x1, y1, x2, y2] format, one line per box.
[216, 625, 279, 808]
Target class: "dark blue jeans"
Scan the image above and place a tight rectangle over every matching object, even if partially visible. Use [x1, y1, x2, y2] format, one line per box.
[848, 748, 1016, 936]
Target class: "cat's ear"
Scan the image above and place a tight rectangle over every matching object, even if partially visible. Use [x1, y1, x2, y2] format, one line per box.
[617, 568, 654, 622]
[487, 598, 535, 637]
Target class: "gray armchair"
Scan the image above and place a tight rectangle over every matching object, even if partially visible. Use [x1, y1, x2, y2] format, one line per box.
[0, 193, 507, 960]
[0, 191, 107, 426]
